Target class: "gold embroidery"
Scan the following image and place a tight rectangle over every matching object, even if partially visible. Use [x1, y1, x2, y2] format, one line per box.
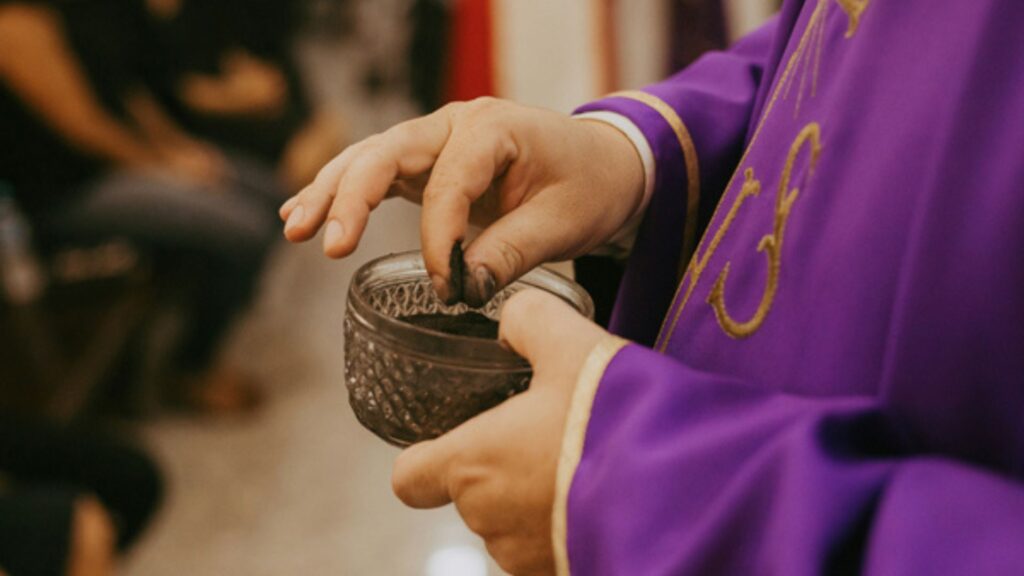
[552, 336, 630, 576]
[654, 0, 870, 352]
[782, 0, 832, 117]
[835, 0, 870, 38]
[609, 90, 702, 275]
[784, 0, 869, 112]
[812, 0, 829, 97]
[707, 123, 822, 338]
[654, 2, 825, 351]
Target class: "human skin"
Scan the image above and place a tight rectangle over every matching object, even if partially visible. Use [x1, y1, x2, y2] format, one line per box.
[279, 99, 640, 573]
[393, 289, 608, 575]
[0, 4, 228, 187]
[279, 97, 644, 305]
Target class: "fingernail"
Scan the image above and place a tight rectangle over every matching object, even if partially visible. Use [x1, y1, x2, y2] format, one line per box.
[280, 196, 298, 216]
[430, 273, 450, 303]
[284, 205, 305, 233]
[324, 219, 344, 249]
[464, 266, 497, 308]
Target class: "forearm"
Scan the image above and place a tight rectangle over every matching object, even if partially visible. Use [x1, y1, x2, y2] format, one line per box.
[125, 89, 194, 149]
[0, 5, 158, 167]
[64, 113, 157, 167]
[178, 73, 241, 116]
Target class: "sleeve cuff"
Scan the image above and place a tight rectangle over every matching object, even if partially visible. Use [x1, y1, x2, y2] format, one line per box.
[551, 335, 631, 576]
[575, 91, 702, 264]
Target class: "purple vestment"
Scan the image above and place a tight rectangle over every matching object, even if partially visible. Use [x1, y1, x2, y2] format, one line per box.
[557, 1, 1024, 574]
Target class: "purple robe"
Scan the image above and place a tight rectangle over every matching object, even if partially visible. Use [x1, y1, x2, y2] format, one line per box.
[556, 1, 1024, 574]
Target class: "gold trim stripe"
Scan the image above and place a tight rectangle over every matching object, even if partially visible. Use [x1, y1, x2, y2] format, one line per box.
[610, 90, 702, 277]
[552, 336, 630, 576]
[654, 0, 832, 352]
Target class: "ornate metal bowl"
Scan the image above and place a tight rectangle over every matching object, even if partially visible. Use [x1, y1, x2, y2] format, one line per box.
[343, 251, 594, 447]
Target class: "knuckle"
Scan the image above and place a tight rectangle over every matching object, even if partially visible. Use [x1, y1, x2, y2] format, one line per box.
[440, 101, 465, 115]
[309, 169, 335, 198]
[382, 122, 411, 149]
[421, 183, 447, 204]
[490, 238, 526, 282]
[363, 192, 382, 211]
[485, 537, 530, 576]
[354, 141, 389, 170]
[456, 96, 502, 121]
[446, 459, 479, 498]
[360, 133, 385, 150]
[439, 101, 467, 122]
[457, 506, 492, 538]
[470, 96, 501, 109]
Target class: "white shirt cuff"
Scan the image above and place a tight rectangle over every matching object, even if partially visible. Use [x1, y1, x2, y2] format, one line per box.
[574, 111, 656, 257]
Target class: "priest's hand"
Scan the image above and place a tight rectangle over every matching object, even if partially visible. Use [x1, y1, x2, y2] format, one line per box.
[391, 289, 608, 576]
[278, 98, 644, 305]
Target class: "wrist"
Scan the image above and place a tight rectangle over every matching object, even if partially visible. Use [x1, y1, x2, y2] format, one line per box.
[580, 119, 646, 218]
[575, 114, 652, 221]
[115, 142, 161, 170]
[572, 118, 648, 256]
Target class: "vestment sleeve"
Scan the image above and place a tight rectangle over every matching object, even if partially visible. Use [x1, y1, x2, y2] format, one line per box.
[553, 341, 1024, 575]
[573, 19, 779, 345]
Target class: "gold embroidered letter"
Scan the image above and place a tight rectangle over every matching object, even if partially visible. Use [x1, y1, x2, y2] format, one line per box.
[708, 123, 822, 339]
[834, 0, 870, 38]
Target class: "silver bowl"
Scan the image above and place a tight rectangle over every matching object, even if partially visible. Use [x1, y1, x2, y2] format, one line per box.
[343, 251, 594, 447]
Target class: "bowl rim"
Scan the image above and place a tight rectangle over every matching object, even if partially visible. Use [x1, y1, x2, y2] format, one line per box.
[346, 251, 594, 368]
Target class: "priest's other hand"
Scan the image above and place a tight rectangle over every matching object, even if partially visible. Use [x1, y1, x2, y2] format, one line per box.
[278, 97, 644, 304]
[391, 289, 607, 576]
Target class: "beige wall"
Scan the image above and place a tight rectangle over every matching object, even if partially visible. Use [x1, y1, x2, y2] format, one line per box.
[724, 0, 779, 40]
[492, 0, 779, 111]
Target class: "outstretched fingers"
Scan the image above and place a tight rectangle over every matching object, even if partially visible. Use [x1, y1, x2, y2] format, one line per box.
[282, 146, 354, 241]
[280, 105, 458, 249]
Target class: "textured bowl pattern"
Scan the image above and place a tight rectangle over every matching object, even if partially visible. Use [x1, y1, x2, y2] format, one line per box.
[344, 278, 530, 447]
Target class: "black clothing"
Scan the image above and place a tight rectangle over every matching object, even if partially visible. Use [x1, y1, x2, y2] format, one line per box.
[0, 415, 163, 574]
[144, 0, 313, 162]
[0, 488, 75, 576]
[0, 0, 159, 213]
[0, 87, 101, 214]
[0, 0, 281, 380]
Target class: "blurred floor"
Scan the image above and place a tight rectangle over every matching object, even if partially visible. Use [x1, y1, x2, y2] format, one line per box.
[120, 39, 510, 575]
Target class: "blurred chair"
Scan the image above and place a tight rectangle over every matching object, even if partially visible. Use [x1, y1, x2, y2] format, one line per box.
[0, 191, 157, 422]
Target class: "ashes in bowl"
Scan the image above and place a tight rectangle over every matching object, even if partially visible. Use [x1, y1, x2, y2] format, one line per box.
[343, 251, 594, 447]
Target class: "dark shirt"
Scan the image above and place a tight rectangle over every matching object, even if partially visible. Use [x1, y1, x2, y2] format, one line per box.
[144, 0, 311, 162]
[0, 0, 158, 212]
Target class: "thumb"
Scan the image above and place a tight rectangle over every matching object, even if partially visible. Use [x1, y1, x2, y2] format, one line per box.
[498, 289, 606, 380]
[391, 436, 456, 509]
[461, 199, 574, 307]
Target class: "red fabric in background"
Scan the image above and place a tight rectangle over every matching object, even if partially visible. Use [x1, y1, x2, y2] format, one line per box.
[446, 0, 495, 101]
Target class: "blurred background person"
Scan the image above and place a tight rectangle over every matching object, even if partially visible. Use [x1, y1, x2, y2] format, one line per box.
[1, 1, 783, 574]
[0, 0, 281, 414]
[0, 415, 162, 576]
[141, 0, 346, 192]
